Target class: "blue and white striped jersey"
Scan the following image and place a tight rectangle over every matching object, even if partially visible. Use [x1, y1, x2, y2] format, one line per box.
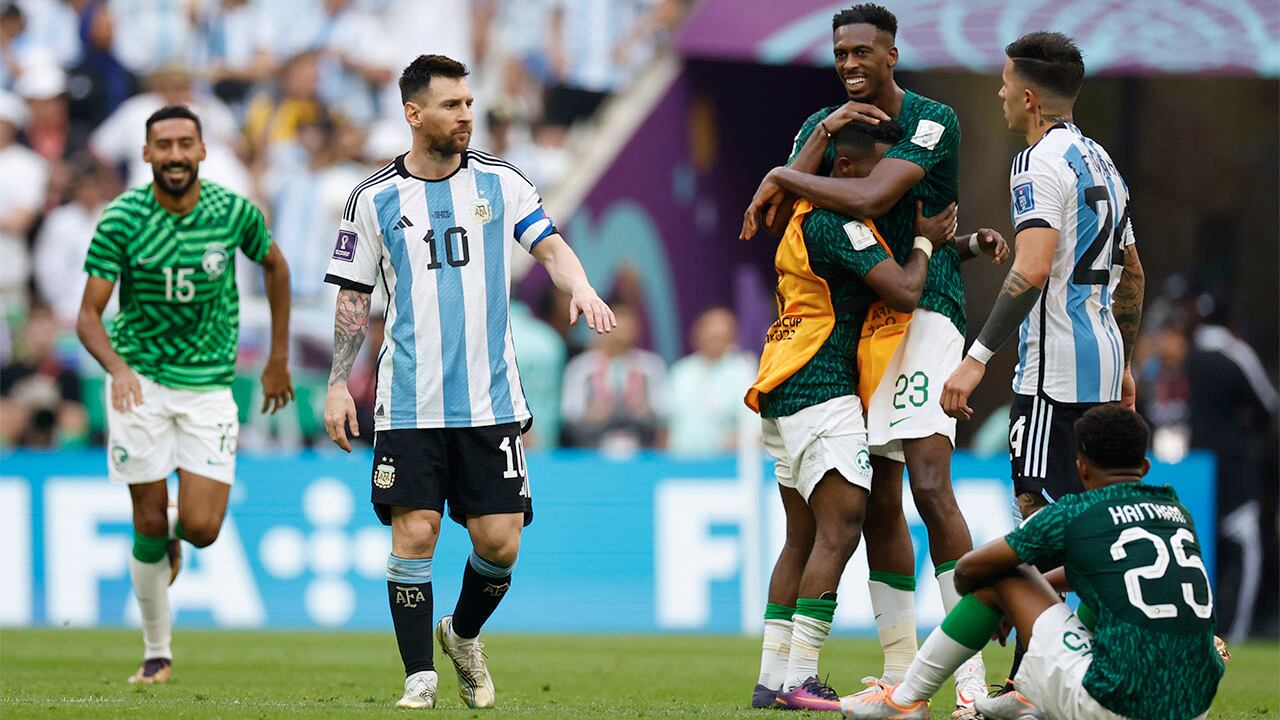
[1009, 123, 1136, 404]
[324, 150, 557, 430]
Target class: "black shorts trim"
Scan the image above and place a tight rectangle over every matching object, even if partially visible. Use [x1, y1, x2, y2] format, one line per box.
[1009, 394, 1101, 502]
[370, 424, 533, 528]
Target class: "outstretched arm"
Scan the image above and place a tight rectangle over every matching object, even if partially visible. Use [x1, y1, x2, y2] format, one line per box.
[767, 158, 924, 220]
[941, 226, 1057, 420]
[1113, 243, 1145, 409]
[531, 234, 616, 334]
[323, 289, 371, 452]
[259, 243, 294, 414]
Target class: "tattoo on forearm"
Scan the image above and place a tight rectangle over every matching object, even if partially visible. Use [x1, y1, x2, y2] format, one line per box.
[330, 289, 371, 385]
[1113, 264, 1144, 364]
[975, 269, 1044, 353]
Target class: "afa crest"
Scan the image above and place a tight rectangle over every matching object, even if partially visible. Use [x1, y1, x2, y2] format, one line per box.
[472, 198, 493, 223]
[374, 459, 396, 489]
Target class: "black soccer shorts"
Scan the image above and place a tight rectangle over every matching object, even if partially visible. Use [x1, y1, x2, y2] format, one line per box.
[1008, 394, 1102, 503]
[370, 423, 533, 527]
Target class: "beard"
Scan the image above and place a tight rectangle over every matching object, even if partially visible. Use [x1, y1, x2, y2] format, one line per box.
[152, 161, 199, 197]
[427, 128, 471, 157]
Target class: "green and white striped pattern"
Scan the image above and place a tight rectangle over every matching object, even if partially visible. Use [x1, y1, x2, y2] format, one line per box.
[84, 181, 271, 390]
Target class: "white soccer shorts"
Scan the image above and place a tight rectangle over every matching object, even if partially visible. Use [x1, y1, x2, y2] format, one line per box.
[1017, 603, 1208, 720]
[866, 308, 961, 461]
[761, 395, 872, 502]
[105, 372, 239, 485]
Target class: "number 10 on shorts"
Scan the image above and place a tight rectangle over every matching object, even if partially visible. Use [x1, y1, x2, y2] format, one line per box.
[500, 435, 527, 479]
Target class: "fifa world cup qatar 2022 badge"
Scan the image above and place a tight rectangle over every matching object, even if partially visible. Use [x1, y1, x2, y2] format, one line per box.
[374, 457, 396, 489]
[332, 230, 358, 262]
[472, 198, 492, 224]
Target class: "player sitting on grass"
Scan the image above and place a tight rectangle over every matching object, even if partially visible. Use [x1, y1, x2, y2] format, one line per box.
[841, 404, 1226, 720]
[746, 118, 956, 711]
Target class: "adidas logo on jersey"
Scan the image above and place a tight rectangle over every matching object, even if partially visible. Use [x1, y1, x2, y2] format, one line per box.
[393, 215, 414, 230]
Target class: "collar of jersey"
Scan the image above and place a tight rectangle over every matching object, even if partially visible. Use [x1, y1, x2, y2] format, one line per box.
[395, 151, 469, 183]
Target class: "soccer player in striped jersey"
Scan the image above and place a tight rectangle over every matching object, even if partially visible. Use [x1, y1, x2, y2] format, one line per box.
[941, 31, 1146, 709]
[321, 55, 614, 710]
[77, 105, 294, 685]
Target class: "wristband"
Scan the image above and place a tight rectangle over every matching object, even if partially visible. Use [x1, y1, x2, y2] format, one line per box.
[967, 340, 995, 365]
[968, 232, 981, 256]
[913, 236, 933, 259]
[819, 120, 832, 139]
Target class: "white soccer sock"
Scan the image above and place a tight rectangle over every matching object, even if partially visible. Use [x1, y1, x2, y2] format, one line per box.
[758, 619, 792, 690]
[868, 579, 917, 683]
[937, 568, 986, 701]
[166, 504, 179, 540]
[891, 626, 973, 706]
[783, 613, 831, 691]
[130, 556, 172, 660]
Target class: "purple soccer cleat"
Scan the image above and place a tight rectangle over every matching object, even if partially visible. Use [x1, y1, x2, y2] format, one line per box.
[776, 676, 842, 711]
[753, 683, 781, 709]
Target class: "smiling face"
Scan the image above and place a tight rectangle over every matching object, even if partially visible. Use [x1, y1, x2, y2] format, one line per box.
[143, 117, 205, 197]
[832, 22, 897, 101]
[405, 75, 474, 157]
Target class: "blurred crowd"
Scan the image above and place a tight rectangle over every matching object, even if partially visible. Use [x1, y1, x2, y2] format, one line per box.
[0, 0, 752, 454]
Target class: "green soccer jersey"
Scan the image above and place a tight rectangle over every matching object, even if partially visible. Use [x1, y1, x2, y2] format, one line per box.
[788, 90, 966, 334]
[759, 208, 888, 418]
[83, 181, 271, 390]
[1005, 482, 1224, 720]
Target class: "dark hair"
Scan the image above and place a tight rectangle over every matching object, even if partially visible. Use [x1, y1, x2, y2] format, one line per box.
[832, 118, 904, 155]
[1005, 31, 1085, 100]
[399, 54, 469, 104]
[832, 3, 897, 36]
[145, 105, 202, 140]
[1074, 404, 1150, 470]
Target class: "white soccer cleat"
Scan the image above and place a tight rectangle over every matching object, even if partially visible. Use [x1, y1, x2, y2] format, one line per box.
[395, 670, 438, 709]
[436, 615, 495, 708]
[974, 689, 1045, 720]
[952, 656, 987, 715]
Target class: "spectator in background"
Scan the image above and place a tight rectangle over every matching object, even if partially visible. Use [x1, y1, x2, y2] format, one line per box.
[510, 297, 566, 449]
[277, 0, 394, 126]
[106, 0, 195, 78]
[0, 88, 46, 308]
[561, 300, 665, 452]
[663, 306, 754, 456]
[65, 0, 134, 124]
[194, 0, 276, 110]
[243, 50, 322, 163]
[16, 60, 85, 163]
[33, 159, 109, 325]
[0, 303, 86, 447]
[544, 0, 657, 129]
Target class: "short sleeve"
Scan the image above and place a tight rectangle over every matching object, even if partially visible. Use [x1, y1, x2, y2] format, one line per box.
[884, 103, 959, 173]
[1119, 214, 1136, 249]
[1010, 150, 1068, 234]
[324, 190, 383, 294]
[83, 205, 131, 282]
[809, 210, 891, 279]
[238, 200, 272, 263]
[511, 177, 557, 252]
[787, 107, 835, 167]
[1004, 500, 1071, 567]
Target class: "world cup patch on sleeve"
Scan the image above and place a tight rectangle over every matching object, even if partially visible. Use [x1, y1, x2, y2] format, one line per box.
[1013, 182, 1036, 215]
[844, 220, 877, 250]
[333, 230, 358, 261]
[910, 119, 945, 150]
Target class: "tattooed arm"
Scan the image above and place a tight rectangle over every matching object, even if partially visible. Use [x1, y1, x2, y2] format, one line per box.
[1113, 243, 1145, 408]
[324, 288, 372, 452]
[942, 226, 1058, 420]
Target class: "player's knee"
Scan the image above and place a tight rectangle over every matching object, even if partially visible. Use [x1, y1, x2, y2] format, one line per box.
[133, 511, 168, 538]
[180, 518, 221, 547]
[474, 535, 520, 567]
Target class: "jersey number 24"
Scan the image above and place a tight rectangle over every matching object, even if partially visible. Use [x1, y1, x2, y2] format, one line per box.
[1072, 185, 1127, 286]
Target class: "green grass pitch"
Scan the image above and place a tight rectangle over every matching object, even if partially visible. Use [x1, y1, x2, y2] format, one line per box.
[2, 629, 1276, 718]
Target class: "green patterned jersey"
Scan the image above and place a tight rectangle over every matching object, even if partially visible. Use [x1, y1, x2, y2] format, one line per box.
[788, 90, 966, 334]
[759, 208, 888, 418]
[83, 181, 271, 390]
[1005, 482, 1224, 720]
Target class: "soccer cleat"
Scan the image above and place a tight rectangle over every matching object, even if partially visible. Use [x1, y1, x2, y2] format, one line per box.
[436, 615, 495, 708]
[952, 657, 986, 715]
[974, 689, 1045, 720]
[395, 670, 438, 709]
[776, 676, 842, 711]
[752, 683, 781, 709]
[127, 658, 172, 685]
[838, 682, 928, 719]
[848, 676, 891, 699]
[167, 539, 182, 586]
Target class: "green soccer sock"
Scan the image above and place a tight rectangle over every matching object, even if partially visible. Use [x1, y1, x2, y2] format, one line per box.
[939, 594, 1003, 651]
[764, 602, 796, 621]
[132, 531, 168, 564]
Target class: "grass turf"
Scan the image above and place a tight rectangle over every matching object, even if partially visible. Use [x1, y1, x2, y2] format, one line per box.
[1, 629, 1276, 719]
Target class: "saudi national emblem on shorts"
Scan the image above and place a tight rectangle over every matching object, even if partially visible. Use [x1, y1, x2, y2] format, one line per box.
[374, 458, 396, 489]
[202, 244, 229, 278]
[472, 198, 492, 223]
